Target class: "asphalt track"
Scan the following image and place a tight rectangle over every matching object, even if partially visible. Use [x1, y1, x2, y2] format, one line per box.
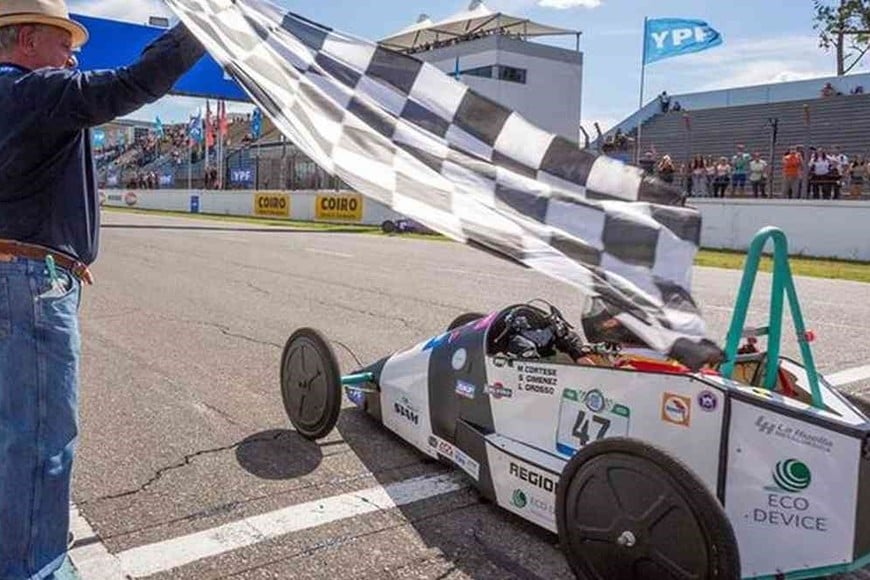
[69, 210, 870, 579]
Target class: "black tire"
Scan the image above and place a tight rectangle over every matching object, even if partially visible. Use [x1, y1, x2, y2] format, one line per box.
[556, 437, 740, 580]
[381, 220, 396, 234]
[280, 328, 342, 440]
[447, 312, 485, 332]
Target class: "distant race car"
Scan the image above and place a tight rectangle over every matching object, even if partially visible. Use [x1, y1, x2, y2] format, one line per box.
[380, 218, 436, 235]
[279, 229, 870, 579]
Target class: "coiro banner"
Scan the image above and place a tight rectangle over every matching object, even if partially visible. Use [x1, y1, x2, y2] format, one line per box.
[316, 194, 363, 222]
[254, 193, 290, 217]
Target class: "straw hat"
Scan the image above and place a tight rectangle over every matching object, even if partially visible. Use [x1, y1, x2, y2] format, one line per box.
[0, 0, 89, 48]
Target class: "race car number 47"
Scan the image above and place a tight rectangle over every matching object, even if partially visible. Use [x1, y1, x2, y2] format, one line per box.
[556, 389, 630, 457]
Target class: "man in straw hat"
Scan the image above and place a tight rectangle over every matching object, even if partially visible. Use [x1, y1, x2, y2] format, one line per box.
[0, 2, 205, 577]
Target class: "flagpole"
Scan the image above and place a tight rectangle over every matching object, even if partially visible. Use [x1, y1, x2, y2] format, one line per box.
[188, 137, 192, 190]
[636, 16, 648, 165]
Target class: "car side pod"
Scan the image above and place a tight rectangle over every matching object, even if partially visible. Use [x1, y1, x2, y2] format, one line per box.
[556, 437, 741, 580]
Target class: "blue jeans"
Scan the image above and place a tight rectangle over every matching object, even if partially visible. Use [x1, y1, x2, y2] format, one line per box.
[0, 257, 81, 580]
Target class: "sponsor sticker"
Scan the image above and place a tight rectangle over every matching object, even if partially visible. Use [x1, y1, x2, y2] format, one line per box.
[455, 380, 476, 400]
[453, 448, 480, 480]
[492, 357, 512, 368]
[661, 393, 692, 427]
[346, 388, 365, 407]
[754, 415, 834, 454]
[124, 192, 138, 206]
[697, 390, 719, 412]
[394, 397, 420, 426]
[748, 459, 828, 533]
[451, 348, 468, 371]
[484, 382, 514, 400]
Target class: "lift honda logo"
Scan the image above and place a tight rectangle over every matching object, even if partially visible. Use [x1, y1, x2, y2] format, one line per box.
[754, 415, 834, 454]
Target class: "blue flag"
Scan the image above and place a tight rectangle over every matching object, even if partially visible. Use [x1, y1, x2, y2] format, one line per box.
[155, 116, 165, 139]
[188, 112, 203, 143]
[643, 18, 722, 65]
[251, 107, 262, 140]
[92, 129, 106, 149]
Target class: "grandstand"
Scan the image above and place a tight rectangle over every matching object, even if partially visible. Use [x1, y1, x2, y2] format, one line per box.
[599, 72, 870, 197]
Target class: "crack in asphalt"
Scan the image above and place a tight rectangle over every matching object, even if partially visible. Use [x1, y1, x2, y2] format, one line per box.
[93, 462, 448, 542]
[246, 281, 271, 296]
[310, 297, 425, 333]
[78, 432, 288, 507]
[155, 315, 283, 349]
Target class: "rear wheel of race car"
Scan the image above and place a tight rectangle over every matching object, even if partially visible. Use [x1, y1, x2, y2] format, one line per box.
[556, 438, 740, 580]
[447, 312, 485, 331]
[381, 220, 396, 234]
[280, 328, 342, 440]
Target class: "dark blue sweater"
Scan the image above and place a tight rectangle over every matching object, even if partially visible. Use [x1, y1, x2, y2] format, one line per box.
[0, 24, 205, 264]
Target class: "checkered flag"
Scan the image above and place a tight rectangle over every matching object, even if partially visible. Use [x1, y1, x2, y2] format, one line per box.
[165, 0, 722, 368]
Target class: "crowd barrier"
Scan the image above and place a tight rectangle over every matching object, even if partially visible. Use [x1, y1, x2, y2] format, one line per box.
[101, 190, 870, 262]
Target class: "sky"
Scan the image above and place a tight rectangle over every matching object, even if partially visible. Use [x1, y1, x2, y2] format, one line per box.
[65, 0, 861, 133]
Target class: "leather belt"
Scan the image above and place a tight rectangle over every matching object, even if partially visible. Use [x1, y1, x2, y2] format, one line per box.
[0, 240, 94, 285]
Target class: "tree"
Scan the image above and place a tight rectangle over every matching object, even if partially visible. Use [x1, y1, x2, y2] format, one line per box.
[813, 0, 870, 75]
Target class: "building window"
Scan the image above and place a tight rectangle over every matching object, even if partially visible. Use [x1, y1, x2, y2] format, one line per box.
[498, 66, 527, 84]
[462, 66, 494, 79]
[458, 65, 527, 84]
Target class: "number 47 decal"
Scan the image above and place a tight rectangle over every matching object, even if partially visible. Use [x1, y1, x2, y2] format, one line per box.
[572, 411, 611, 446]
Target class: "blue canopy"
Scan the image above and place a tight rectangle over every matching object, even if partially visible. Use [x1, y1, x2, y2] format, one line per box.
[73, 14, 249, 102]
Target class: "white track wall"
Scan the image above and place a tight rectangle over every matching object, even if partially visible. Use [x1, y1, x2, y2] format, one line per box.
[691, 198, 870, 261]
[101, 190, 870, 261]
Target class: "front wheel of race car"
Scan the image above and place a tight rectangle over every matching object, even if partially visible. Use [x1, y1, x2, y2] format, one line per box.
[556, 438, 740, 580]
[280, 328, 342, 440]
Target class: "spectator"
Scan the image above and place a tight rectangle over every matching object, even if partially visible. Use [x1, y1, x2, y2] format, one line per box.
[831, 146, 849, 199]
[713, 156, 731, 198]
[638, 150, 657, 175]
[671, 100, 682, 112]
[849, 157, 865, 197]
[782, 147, 803, 199]
[658, 91, 671, 113]
[657, 154, 676, 183]
[731, 144, 751, 196]
[821, 82, 836, 98]
[809, 149, 832, 199]
[749, 152, 768, 198]
[705, 155, 716, 193]
[797, 145, 809, 198]
[690, 156, 708, 197]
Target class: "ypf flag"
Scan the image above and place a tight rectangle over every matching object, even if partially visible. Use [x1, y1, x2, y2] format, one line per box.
[165, 0, 723, 369]
[644, 18, 722, 65]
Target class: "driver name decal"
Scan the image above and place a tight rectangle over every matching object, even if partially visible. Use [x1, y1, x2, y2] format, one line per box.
[516, 364, 557, 395]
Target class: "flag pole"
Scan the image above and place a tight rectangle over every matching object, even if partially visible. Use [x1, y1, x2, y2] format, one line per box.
[636, 16, 648, 165]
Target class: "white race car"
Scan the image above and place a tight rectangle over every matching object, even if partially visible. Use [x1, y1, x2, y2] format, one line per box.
[279, 229, 869, 579]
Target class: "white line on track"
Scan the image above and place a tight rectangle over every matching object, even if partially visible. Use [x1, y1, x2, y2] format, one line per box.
[73, 472, 466, 579]
[826, 364, 870, 387]
[304, 248, 353, 259]
[69, 505, 126, 579]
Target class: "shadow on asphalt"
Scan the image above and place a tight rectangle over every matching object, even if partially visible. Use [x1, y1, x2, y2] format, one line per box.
[336, 407, 563, 580]
[101, 224, 372, 234]
[234, 429, 323, 480]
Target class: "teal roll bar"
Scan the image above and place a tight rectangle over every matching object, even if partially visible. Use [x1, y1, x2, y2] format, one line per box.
[341, 372, 374, 386]
[720, 227, 824, 409]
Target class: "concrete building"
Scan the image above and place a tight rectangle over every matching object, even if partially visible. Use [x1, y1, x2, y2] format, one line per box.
[380, 1, 584, 141]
